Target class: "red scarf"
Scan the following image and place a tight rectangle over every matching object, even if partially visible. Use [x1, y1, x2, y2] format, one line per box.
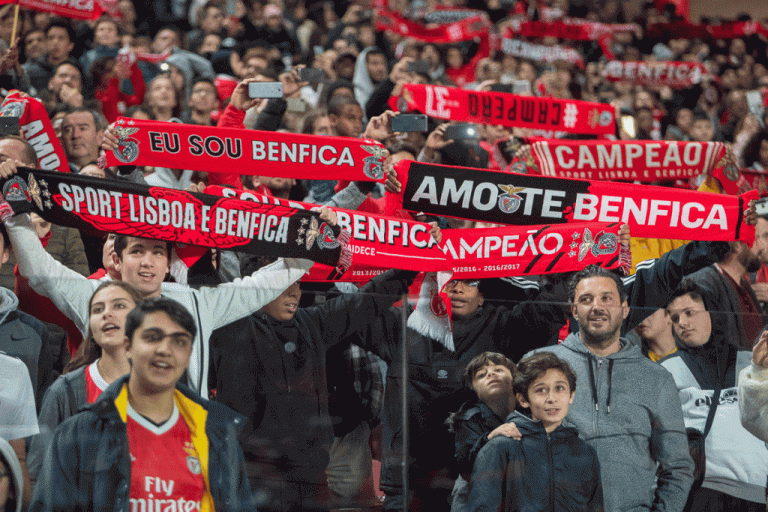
[500, 33, 584, 68]
[103, 118, 386, 182]
[524, 139, 729, 183]
[506, 19, 614, 59]
[0, 91, 69, 173]
[645, 20, 768, 41]
[603, 61, 708, 88]
[388, 159, 757, 243]
[397, 84, 615, 135]
[444, 34, 491, 88]
[0, 0, 105, 19]
[374, 8, 490, 43]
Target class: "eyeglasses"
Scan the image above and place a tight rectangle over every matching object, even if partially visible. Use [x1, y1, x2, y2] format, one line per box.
[191, 88, 217, 96]
[445, 279, 480, 290]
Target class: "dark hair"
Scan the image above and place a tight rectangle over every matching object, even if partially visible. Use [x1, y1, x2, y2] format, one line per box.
[63, 107, 108, 133]
[147, 73, 183, 119]
[94, 15, 120, 35]
[124, 104, 156, 120]
[327, 94, 361, 117]
[64, 281, 143, 373]
[190, 77, 219, 99]
[301, 107, 330, 134]
[0, 135, 38, 167]
[90, 55, 116, 89]
[385, 140, 420, 159]
[743, 130, 768, 168]
[667, 277, 706, 308]
[125, 296, 197, 342]
[464, 351, 516, 389]
[514, 352, 577, 401]
[112, 235, 172, 261]
[568, 265, 626, 303]
[46, 18, 76, 45]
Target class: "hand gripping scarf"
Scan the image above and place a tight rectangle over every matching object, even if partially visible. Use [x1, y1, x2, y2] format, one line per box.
[0, 168, 352, 270]
[103, 117, 387, 182]
[387, 160, 757, 243]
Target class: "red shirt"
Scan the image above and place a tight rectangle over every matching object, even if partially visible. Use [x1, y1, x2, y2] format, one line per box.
[127, 402, 206, 510]
[84, 360, 108, 404]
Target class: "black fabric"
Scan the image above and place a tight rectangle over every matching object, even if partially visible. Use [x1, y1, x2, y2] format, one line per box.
[449, 400, 505, 479]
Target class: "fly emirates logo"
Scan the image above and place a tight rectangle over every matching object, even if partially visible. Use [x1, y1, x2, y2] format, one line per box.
[130, 477, 201, 512]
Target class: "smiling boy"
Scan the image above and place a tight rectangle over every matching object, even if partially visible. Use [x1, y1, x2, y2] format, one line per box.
[469, 352, 603, 512]
[30, 297, 254, 512]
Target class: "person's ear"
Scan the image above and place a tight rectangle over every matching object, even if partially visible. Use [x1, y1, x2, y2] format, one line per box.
[0, 246, 9, 266]
[112, 251, 122, 272]
[621, 300, 630, 320]
[568, 391, 575, 405]
[515, 392, 529, 409]
[250, 175, 261, 189]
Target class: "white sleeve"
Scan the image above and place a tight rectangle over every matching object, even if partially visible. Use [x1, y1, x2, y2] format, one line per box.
[5, 214, 97, 335]
[738, 363, 768, 443]
[195, 257, 314, 329]
[0, 357, 39, 440]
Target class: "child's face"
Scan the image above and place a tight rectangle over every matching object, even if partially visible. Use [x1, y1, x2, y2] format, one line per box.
[471, 363, 515, 406]
[517, 369, 574, 433]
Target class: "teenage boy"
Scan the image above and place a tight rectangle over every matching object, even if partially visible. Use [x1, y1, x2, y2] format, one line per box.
[30, 297, 253, 511]
[469, 352, 603, 512]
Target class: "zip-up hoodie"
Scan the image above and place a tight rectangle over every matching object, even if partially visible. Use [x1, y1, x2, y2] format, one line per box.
[469, 412, 603, 512]
[0, 437, 23, 512]
[530, 335, 694, 512]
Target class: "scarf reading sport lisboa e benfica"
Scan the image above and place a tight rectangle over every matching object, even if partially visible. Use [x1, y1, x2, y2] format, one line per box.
[397, 84, 615, 135]
[103, 118, 388, 182]
[1, 168, 352, 270]
[388, 160, 757, 243]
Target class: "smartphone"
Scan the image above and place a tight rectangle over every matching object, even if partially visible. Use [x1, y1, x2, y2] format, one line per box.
[620, 115, 636, 138]
[444, 123, 479, 140]
[512, 79, 532, 95]
[298, 67, 325, 83]
[248, 82, 283, 99]
[286, 98, 307, 113]
[407, 60, 430, 74]
[392, 114, 428, 132]
[489, 83, 514, 94]
[0, 116, 20, 136]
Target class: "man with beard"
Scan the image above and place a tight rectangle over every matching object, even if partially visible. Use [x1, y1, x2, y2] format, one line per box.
[530, 266, 694, 512]
[688, 238, 767, 349]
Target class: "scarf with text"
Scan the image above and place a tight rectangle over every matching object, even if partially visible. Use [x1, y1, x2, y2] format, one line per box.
[388, 160, 757, 243]
[103, 118, 387, 182]
[644, 20, 768, 41]
[506, 19, 613, 59]
[0, 0, 107, 19]
[603, 61, 708, 88]
[301, 221, 630, 282]
[500, 34, 584, 68]
[397, 84, 615, 135]
[522, 139, 732, 184]
[424, 7, 487, 24]
[739, 168, 768, 197]
[204, 185, 447, 275]
[1, 168, 352, 269]
[374, 8, 490, 43]
[0, 91, 69, 173]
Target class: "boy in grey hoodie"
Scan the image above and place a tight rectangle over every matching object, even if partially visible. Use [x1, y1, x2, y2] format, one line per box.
[529, 265, 694, 512]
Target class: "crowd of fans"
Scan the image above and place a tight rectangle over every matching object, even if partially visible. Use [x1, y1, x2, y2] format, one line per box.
[0, 0, 767, 511]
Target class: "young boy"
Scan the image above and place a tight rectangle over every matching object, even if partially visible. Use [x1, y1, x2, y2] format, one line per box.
[448, 352, 517, 512]
[30, 297, 254, 512]
[468, 352, 603, 512]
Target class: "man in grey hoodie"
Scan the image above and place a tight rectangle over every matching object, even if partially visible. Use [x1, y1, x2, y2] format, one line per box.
[530, 265, 694, 512]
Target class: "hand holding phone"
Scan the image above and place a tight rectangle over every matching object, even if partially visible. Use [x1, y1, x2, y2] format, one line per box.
[248, 82, 283, 99]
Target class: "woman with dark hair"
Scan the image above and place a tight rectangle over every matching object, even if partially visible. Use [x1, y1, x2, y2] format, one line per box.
[742, 129, 768, 170]
[26, 281, 143, 486]
[91, 54, 146, 123]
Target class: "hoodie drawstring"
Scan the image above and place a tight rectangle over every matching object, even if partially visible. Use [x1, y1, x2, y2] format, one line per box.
[587, 356, 614, 414]
[588, 355, 599, 411]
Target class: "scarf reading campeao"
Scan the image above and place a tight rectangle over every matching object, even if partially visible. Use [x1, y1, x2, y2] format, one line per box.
[102, 117, 387, 182]
[520, 139, 732, 184]
[387, 160, 757, 243]
[0, 168, 352, 270]
[397, 84, 615, 135]
[0, 91, 69, 173]
[603, 61, 708, 88]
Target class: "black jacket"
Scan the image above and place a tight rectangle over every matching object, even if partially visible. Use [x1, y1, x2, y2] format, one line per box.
[209, 269, 415, 483]
[450, 400, 506, 480]
[30, 375, 253, 512]
[469, 412, 603, 512]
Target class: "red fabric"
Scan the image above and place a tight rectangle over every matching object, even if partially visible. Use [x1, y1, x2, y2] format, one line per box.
[603, 61, 707, 88]
[105, 117, 387, 182]
[500, 33, 584, 68]
[2, 91, 69, 173]
[398, 84, 615, 135]
[645, 20, 768, 41]
[525, 139, 729, 183]
[214, 75, 238, 101]
[374, 8, 490, 43]
[0, 0, 105, 19]
[389, 159, 758, 243]
[444, 34, 491, 88]
[84, 361, 105, 403]
[94, 62, 146, 123]
[14, 231, 83, 356]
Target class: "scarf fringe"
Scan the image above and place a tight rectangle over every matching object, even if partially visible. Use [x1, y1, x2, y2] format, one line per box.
[337, 229, 352, 272]
[407, 307, 455, 351]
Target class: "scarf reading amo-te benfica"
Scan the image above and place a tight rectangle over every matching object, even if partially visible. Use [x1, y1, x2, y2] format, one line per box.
[1, 168, 351, 269]
[104, 117, 388, 182]
[389, 160, 757, 243]
[398, 84, 615, 135]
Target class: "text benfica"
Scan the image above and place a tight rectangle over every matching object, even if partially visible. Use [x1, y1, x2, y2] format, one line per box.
[603, 61, 702, 82]
[411, 178, 728, 230]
